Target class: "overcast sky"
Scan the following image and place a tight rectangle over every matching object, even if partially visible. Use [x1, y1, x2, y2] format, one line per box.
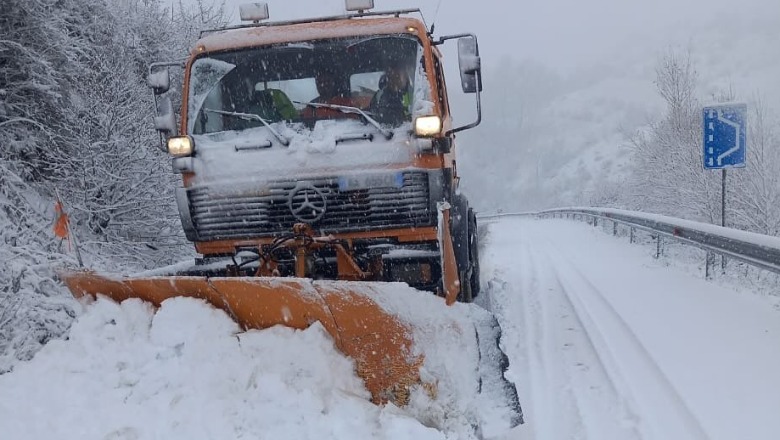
[202, 0, 779, 72]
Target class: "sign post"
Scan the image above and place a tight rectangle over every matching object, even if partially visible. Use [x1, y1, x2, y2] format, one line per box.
[703, 103, 747, 270]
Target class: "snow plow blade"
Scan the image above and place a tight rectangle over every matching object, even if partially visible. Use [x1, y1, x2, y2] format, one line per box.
[59, 270, 523, 433]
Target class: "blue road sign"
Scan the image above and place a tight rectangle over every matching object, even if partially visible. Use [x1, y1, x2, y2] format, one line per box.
[703, 103, 747, 169]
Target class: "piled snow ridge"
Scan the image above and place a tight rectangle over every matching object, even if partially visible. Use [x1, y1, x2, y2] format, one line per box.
[0, 296, 451, 440]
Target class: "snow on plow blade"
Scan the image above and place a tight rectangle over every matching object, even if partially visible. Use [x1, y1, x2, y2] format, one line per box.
[59, 270, 523, 434]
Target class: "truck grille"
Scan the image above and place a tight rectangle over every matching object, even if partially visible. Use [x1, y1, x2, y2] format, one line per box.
[187, 172, 433, 240]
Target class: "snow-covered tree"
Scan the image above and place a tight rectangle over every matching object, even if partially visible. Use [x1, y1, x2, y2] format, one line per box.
[0, 0, 226, 371]
[627, 49, 723, 223]
[728, 97, 780, 235]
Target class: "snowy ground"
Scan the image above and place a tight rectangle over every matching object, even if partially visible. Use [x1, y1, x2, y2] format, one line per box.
[483, 217, 780, 440]
[1, 216, 779, 439]
[0, 296, 450, 440]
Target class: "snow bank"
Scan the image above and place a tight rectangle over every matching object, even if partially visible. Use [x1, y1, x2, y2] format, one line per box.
[0, 296, 449, 440]
[349, 281, 521, 438]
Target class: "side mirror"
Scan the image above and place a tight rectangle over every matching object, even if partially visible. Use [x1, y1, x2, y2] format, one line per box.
[434, 33, 483, 134]
[154, 96, 177, 136]
[457, 37, 482, 94]
[148, 66, 170, 95]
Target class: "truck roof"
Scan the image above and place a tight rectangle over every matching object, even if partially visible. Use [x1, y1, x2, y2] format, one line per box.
[192, 16, 427, 55]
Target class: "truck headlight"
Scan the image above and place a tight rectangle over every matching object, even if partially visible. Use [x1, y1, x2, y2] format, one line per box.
[414, 116, 442, 137]
[167, 136, 193, 157]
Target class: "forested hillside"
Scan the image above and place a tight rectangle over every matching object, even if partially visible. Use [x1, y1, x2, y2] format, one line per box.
[458, 10, 780, 233]
[0, 0, 225, 372]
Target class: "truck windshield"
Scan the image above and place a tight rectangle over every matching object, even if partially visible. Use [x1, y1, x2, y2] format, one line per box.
[187, 35, 425, 135]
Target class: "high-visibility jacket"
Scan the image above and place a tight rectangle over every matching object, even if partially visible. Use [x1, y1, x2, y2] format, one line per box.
[247, 89, 297, 121]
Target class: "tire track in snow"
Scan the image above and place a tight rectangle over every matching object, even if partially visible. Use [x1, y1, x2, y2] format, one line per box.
[519, 234, 586, 440]
[538, 235, 710, 440]
[483, 223, 569, 439]
[533, 248, 644, 440]
[481, 228, 540, 440]
[484, 220, 638, 439]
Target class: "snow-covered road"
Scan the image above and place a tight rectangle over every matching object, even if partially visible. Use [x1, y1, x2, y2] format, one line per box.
[1, 216, 778, 439]
[483, 217, 780, 440]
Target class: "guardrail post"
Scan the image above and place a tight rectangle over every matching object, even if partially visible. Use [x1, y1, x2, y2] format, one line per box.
[593, 217, 598, 227]
[705, 251, 714, 279]
[655, 235, 662, 259]
[612, 221, 618, 236]
[629, 227, 635, 244]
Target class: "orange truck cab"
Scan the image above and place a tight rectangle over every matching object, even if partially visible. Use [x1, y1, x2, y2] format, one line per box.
[148, 2, 484, 303]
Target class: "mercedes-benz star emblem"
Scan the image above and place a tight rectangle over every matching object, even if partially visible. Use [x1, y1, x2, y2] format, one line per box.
[288, 183, 327, 223]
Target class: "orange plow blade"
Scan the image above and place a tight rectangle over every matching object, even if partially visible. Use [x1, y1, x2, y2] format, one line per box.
[59, 269, 523, 435]
[59, 271, 422, 406]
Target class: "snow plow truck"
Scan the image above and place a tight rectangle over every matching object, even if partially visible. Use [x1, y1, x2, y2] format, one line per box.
[60, 1, 522, 435]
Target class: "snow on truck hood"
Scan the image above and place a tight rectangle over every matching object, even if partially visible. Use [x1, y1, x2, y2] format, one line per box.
[190, 120, 414, 185]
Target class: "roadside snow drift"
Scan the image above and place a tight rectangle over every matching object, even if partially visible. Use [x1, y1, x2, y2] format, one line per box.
[0, 282, 520, 440]
[0, 296, 452, 440]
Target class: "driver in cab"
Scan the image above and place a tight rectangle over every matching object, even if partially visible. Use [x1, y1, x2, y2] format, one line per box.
[370, 60, 412, 126]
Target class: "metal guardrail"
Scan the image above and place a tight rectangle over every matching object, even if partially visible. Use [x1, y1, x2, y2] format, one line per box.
[479, 208, 780, 276]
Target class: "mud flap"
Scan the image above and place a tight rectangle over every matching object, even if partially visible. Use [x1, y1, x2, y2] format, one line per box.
[472, 308, 524, 437]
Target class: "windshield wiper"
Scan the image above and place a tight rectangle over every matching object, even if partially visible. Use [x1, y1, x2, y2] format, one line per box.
[204, 108, 290, 146]
[294, 101, 393, 140]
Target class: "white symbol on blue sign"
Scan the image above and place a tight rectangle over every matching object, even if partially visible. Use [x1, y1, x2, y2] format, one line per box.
[703, 104, 747, 169]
